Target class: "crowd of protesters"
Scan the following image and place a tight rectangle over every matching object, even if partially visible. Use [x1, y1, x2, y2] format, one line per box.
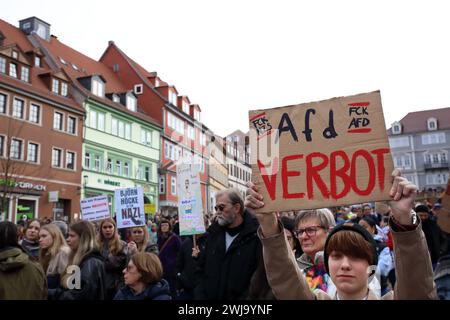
[1, 170, 450, 300]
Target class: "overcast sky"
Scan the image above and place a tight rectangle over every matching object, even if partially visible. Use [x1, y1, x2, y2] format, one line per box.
[3, 0, 450, 137]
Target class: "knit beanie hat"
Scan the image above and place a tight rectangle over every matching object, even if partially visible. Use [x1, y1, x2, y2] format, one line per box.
[323, 222, 379, 274]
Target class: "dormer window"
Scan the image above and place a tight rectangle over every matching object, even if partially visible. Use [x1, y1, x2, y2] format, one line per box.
[72, 63, 79, 71]
[61, 82, 68, 97]
[168, 90, 177, 105]
[182, 101, 189, 114]
[134, 84, 143, 95]
[155, 79, 160, 87]
[427, 118, 437, 131]
[0, 57, 6, 73]
[9, 62, 17, 78]
[112, 94, 120, 103]
[194, 109, 201, 122]
[20, 66, 29, 82]
[35, 56, 41, 67]
[12, 50, 18, 60]
[126, 94, 137, 112]
[392, 121, 402, 135]
[52, 79, 59, 94]
[92, 77, 105, 97]
[59, 57, 67, 65]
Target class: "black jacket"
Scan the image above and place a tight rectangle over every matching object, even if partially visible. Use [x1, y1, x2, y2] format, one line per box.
[176, 235, 207, 292]
[101, 240, 128, 300]
[48, 250, 107, 300]
[194, 210, 263, 300]
[422, 220, 448, 264]
[113, 279, 171, 300]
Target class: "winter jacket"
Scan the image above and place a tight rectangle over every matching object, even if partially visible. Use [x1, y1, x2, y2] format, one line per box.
[421, 220, 448, 264]
[176, 235, 207, 296]
[258, 218, 437, 300]
[113, 279, 172, 300]
[0, 247, 47, 299]
[101, 240, 128, 300]
[48, 250, 107, 300]
[44, 246, 70, 289]
[19, 238, 40, 261]
[194, 209, 263, 300]
[158, 231, 182, 296]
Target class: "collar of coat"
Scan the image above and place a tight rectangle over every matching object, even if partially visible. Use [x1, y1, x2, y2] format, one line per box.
[208, 209, 259, 237]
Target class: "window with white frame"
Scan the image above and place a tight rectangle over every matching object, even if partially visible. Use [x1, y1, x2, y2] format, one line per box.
[145, 165, 151, 182]
[106, 158, 112, 173]
[29, 104, 40, 124]
[98, 113, 105, 131]
[92, 78, 105, 97]
[112, 94, 120, 103]
[67, 116, 76, 134]
[422, 132, 446, 145]
[171, 177, 176, 195]
[427, 118, 437, 131]
[118, 121, 124, 138]
[61, 82, 68, 97]
[0, 57, 6, 73]
[124, 162, 130, 177]
[34, 56, 41, 67]
[111, 118, 118, 135]
[141, 129, 152, 146]
[27, 142, 38, 163]
[9, 63, 17, 78]
[94, 155, 101, 171]
[52, 79, 59, 94]
[52, 148, 63, 167]
[159, 176, 165, 194]
[10, 139, 22, 159]
[194, 109, 200, 122]
[389, 137, 409, 148]
[84, 152, 91, 169]
[66, 151, 75, 170]
[188, 125, 194, 140]
[116, 160, 122, 176]
[12, 98, 25, 119]
[0, 135, 5, 157]
[126, 95, 137, 112]
[125, 123, 131, 140]
[442, 153, 448, 163]
[134, 84, 143, 95]
[182, 101, 190, 114]
[20, 66, 29, 82]
[12, 51, 18, 59]
[0, 93, 6, 114]
[54, 112, 63, 130]
[201, 132, 207, 146]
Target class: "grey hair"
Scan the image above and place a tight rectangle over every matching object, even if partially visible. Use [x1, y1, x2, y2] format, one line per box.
[294, 208, 336, 231]
[216, 188, 244, 214]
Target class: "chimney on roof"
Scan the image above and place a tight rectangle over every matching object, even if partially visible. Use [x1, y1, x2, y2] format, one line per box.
[19, 17, 51, 41]
[108, 40, 115, 46]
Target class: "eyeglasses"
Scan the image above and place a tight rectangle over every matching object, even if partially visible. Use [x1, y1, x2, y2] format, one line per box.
[294, 226, 324, 237]
[214, 203, 231, 212]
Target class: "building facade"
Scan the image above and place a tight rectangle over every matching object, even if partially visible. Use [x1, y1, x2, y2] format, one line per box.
[225, 130, 252, 199]
[0, 18, 84, 223]
[24, 17, 162, 219]
[388, 107, 450, 191]
[207, 135, 229, 213]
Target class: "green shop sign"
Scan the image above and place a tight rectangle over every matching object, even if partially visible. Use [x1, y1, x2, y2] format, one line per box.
[104, 180, 120, 187]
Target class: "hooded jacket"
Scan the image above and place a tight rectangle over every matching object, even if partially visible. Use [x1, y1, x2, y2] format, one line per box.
[0, 247, 47, 299]
[48, 250, 107, 300]
[113, 279, 172, 300]
[258, 218, 437, 300]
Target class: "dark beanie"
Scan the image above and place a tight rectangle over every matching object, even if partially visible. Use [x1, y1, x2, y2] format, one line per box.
[414, 205, 429, 214]
[323, 222, 378, 274]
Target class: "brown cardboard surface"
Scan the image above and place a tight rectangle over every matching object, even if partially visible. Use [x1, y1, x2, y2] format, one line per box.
[249, 91, 394, 213]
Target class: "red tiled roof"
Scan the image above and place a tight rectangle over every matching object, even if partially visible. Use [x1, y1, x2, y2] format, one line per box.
[388, 107, 450, 135]
[33, 35, 161, 127]
[0, 19, 83, 113]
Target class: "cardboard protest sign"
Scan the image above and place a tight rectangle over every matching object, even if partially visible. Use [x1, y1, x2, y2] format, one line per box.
[115, 187, 145, 229]
[177, 163, 206, 236]
[249, 91, 394, 212]
[80, 195, 110, 222]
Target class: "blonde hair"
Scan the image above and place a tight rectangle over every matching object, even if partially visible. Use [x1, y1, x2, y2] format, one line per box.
[131, 252, 163, 284]
[68, 220, 98, 266]
[39, 224, 68, 273]
[130, 226, 150, 253]
[97, 218, 124, 256]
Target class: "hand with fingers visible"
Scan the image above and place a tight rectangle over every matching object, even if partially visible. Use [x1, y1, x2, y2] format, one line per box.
[388, 169, 418, 225]
[245, 182, 279, 237]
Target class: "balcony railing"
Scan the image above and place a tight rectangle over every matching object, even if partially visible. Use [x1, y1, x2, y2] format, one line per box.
[424, 161, 449, 170]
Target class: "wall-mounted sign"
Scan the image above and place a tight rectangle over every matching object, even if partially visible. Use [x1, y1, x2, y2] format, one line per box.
[0, 180, 46, 191]
[49, 191, 59, 203]
[104, 180, 120, 187]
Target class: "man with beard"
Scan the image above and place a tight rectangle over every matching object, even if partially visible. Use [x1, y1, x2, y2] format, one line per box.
[194, 188, 264, 299]
[415, 204, 448, 268]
